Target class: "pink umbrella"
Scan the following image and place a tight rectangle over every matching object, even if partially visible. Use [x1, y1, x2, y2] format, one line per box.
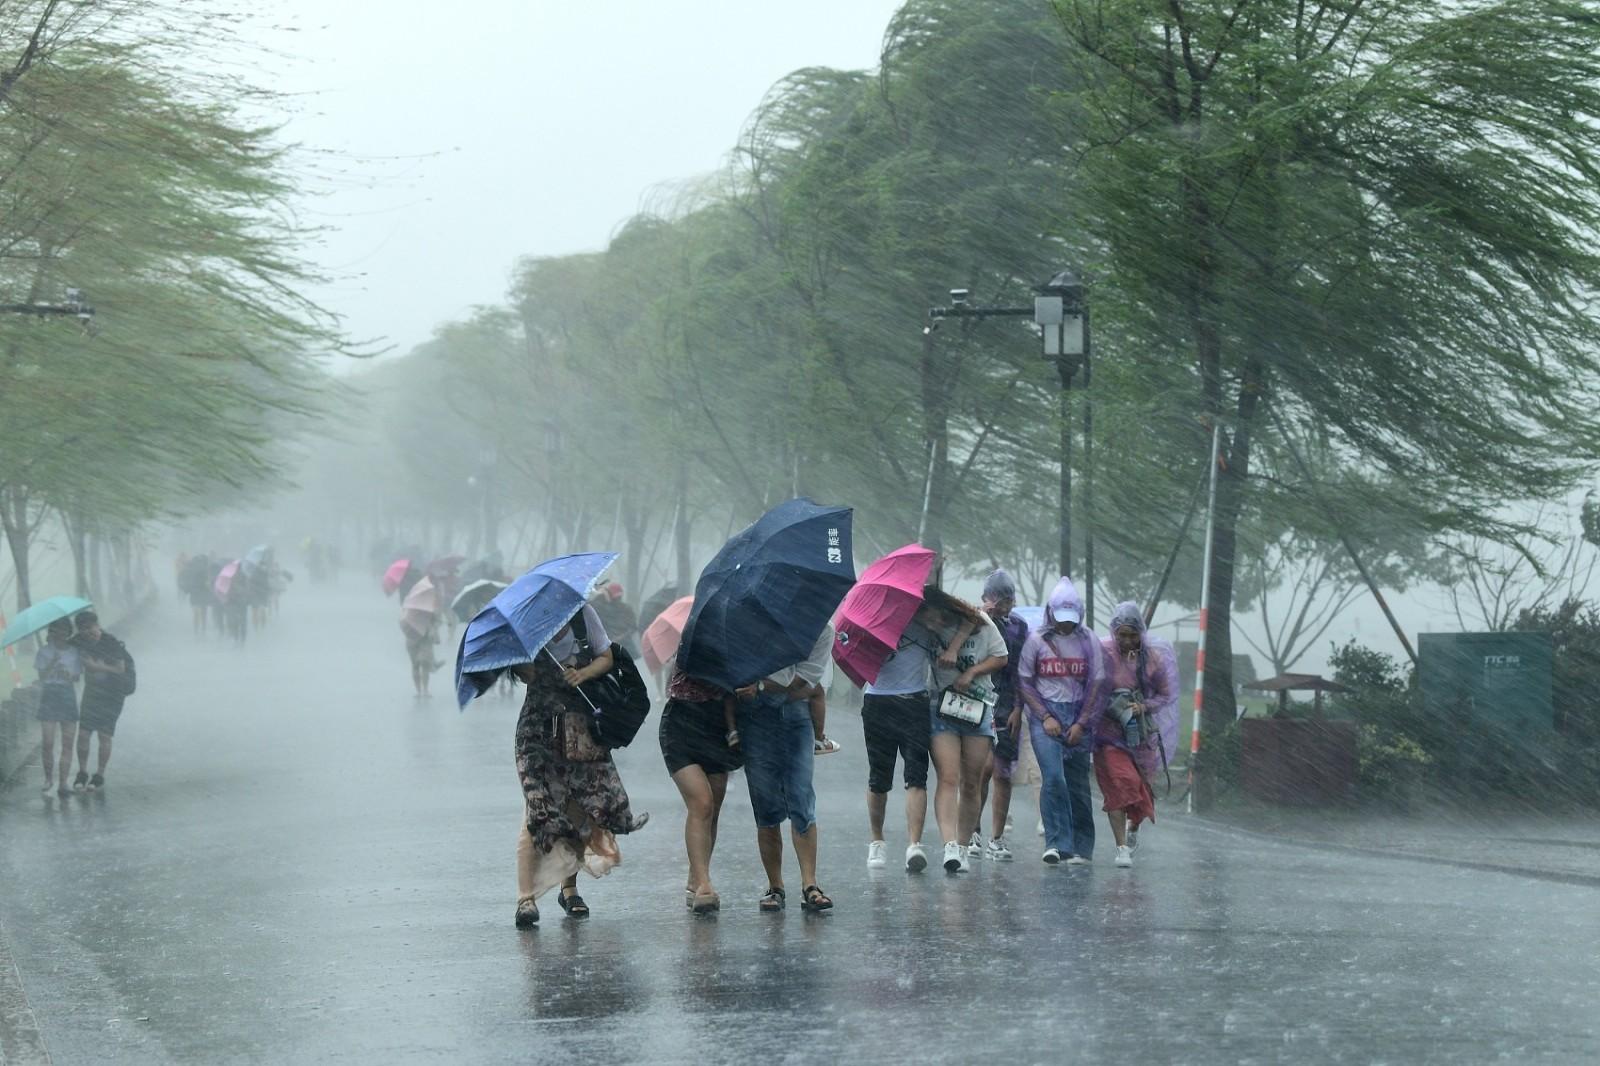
[402, 575, 441, 615]
[641, 596, 694, 675]
[213, 560, 242, 601]
[382, 558, 411, 597]
[831, 543, 938, 687]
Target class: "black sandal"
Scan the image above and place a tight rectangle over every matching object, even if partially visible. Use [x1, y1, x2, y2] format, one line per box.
[557, 890, 590, 919]
[758, 886, 786, 913]
[514, 898, 540, 928]
[800, 885, 833, 913]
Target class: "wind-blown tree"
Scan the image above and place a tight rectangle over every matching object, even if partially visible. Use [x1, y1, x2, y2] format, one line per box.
[0, 23, 341, 607]
[1055, 0, 1600, 748]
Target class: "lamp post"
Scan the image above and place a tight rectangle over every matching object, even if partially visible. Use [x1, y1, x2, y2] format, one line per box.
[1034, 271, 1092, 625]
[925, 271, 1094, 621]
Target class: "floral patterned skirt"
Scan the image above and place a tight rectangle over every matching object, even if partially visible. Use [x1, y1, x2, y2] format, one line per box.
[514, 673, 635, 856]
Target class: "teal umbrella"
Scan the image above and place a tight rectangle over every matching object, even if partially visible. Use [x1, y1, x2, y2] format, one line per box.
[1, 596, 93, 649]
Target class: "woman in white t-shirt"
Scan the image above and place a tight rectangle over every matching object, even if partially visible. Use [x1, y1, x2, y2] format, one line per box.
[921, 588, 1009, 874]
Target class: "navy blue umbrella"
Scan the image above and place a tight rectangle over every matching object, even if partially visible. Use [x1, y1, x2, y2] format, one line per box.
[455, 551, 617, 707]
[678, 498, 855, 691]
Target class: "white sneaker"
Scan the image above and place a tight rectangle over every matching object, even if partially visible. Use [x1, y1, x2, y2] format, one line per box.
[986, 837, 1013, 862]
[943, 841, 968, 873]
[1115, 845, 1134, 868]
[1042, 847, 1062, 865]
[966, 832, 983, 858]
[867, 840, 888, 868]
[1036, 818, 1046, 837]
[1065, 853, 1091, 866]
[1127, 830, 1139, 853]
[905, 842, 929, 873]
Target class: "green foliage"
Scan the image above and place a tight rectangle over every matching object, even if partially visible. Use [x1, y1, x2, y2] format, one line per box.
[0, 4, 344, 605]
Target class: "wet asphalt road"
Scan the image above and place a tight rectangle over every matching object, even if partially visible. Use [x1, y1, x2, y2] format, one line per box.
[2, 580, 1598, 1065]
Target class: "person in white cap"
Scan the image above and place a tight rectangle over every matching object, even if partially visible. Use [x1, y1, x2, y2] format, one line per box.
[1018, 577, 1107, 865]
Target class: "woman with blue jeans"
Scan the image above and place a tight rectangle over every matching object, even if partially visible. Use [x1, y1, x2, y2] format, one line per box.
[734, 623, 835, 914]
[1018, 577, 1107, 865]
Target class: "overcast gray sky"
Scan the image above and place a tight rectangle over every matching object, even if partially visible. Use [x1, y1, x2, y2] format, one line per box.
[257, 1, 905, 358]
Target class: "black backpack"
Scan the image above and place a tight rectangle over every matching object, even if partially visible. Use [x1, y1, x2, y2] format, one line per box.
[570, 610, 651, 748]
[117, 645, 137, 697]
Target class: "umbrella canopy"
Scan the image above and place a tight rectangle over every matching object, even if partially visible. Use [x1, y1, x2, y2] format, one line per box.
[831, 544, 937, 687]
[641, 596, 694, 675]
[426, 554, 466, 576]
[677, 498, 856, 691]
[402, 575, 441, 615]
[450, 578, 508, 623]
[214, 560, 242, 601]
[382, 558, 411, 596]
[243, 544, 271, 568]
[0, 596, 94, 649]
[455, 552, 618, 707]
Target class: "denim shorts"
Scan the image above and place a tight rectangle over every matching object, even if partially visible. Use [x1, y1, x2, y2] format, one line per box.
[736, 694, 817, 832]
[928, 691, 996, 740]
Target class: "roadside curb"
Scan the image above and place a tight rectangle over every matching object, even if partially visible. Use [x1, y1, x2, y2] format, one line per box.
[1185, 814, 1600, 889]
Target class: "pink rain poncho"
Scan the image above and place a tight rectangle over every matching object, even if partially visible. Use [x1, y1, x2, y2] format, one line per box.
[1098, 600, 1181, 779]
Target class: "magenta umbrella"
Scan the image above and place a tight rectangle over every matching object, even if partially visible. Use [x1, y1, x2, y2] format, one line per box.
[382, 558, 411, 597]
[214, 560, 242, 601]
[831, 543, 937, 687]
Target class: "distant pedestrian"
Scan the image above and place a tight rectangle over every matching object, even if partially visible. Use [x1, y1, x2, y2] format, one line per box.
[1097, 601, 1180, 868]
[1018, 577, 1106, 865]
[659, 668, 741, 914]
[922, 588, 1008, 874]
[179, 553, 214, 636]
[734, 622, 836, 914]
[34, 619, 81, 796]
[508, 603, 648, 928]
[590, 583, 639, 656]
[971, 569, 1029, 862]
[401, 609, 439, 697]
[71, 611, 132, 792]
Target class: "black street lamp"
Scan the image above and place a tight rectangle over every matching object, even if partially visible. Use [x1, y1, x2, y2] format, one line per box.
[926, 271, 1095, 624]
[1035, 271, 1093, 626]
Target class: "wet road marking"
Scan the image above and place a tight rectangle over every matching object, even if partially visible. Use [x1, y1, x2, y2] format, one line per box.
[0, 920, 50, 1066]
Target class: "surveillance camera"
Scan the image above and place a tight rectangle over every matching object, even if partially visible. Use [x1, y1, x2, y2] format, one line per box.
[949, 288, 970, 307]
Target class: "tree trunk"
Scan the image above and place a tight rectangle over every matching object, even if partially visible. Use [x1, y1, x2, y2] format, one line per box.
[0, 488, 33, 612]
[64, 509, 89, 598]
[674, 463, 693, 592]
[1200, 365, 1265, 742]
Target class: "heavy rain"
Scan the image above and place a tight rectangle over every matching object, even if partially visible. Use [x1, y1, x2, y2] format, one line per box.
[3, 2, 1600, 1063]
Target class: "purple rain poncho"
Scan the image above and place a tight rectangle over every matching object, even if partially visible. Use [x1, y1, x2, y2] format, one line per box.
[1098, 600, 1181, 778]
[1017, 577, 1108, 750]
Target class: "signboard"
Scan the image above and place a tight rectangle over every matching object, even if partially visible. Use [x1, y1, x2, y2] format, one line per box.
[1418, 631, 1553, 740]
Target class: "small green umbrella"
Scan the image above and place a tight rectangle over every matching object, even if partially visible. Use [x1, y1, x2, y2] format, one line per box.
[0, 596, 93, 649]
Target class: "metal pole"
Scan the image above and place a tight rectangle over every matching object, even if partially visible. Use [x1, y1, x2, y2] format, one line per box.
[1188, 421, 1224, 814]
[1058, 359, 1075, 577]
[1082, 320, 1094, 628]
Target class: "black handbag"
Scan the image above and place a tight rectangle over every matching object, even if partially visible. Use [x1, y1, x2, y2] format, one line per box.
[570, 610, 652, 748]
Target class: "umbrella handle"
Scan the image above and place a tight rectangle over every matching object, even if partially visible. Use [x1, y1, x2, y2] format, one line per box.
[543, 646, 601, 714]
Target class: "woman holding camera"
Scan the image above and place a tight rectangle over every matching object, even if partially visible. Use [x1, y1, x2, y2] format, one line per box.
[1097, 601, 1180, 868]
